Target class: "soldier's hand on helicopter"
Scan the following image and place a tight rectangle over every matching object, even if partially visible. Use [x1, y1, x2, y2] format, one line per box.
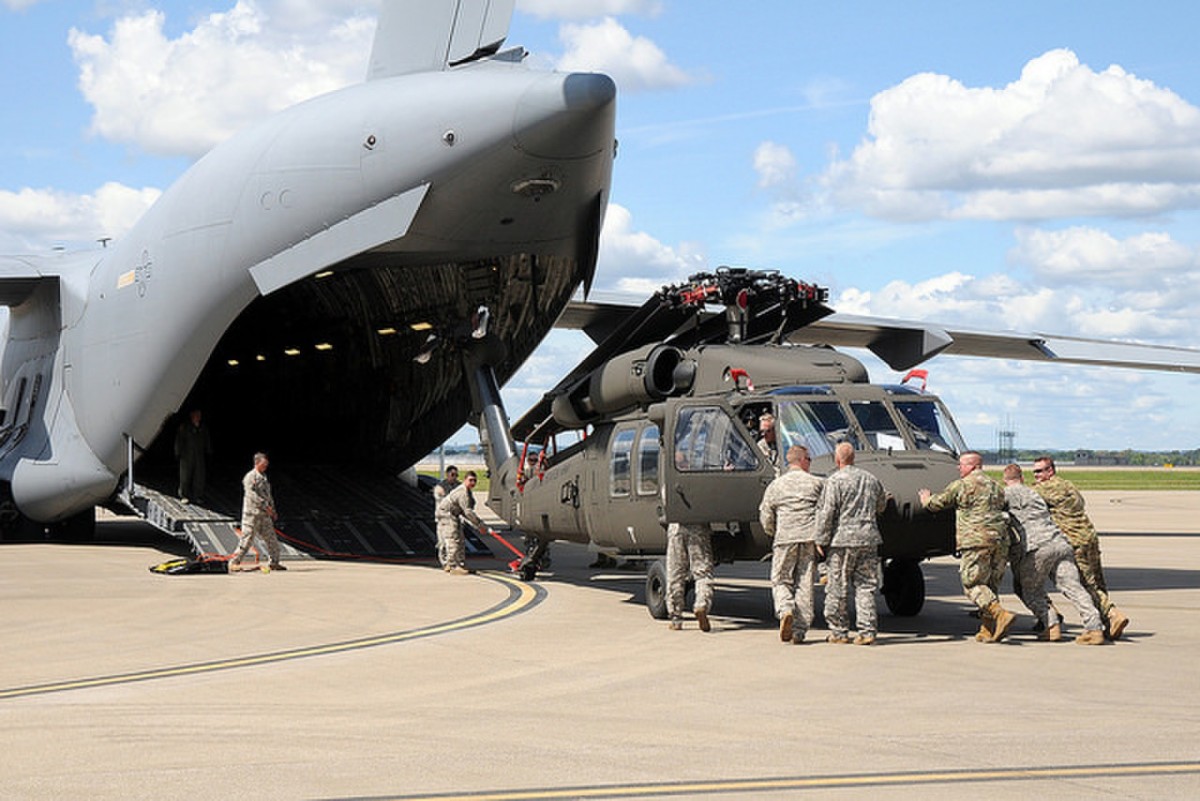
[917, 488, 931, 505]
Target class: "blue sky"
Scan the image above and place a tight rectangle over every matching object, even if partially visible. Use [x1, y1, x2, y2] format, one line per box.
[3, 0, 1200, 452]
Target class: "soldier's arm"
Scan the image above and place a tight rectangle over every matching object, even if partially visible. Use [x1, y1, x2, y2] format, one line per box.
[758, 484, 777, 538]
[923, 482, 958, 513]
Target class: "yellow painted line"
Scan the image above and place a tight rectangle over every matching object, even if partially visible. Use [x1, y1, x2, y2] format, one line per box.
[377, 762, 1200, 800]
[1, 571, 541, 701]
[116, 269, 135, 289]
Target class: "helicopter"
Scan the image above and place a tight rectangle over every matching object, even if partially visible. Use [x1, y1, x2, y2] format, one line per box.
[461, 268, 964, 619]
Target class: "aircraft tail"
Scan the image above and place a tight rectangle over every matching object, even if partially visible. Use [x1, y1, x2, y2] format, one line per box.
[367, 0, 517, 80]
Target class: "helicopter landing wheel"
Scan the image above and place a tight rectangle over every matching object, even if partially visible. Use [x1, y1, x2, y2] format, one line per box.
[882, 558, 925, 616]
[645, 559, 669, 619]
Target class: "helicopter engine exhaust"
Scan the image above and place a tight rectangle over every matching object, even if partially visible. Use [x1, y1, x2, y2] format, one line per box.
[551, 344, 695, 428]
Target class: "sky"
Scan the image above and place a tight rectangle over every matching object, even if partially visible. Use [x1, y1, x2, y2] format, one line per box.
[2, 0, 1200, 453]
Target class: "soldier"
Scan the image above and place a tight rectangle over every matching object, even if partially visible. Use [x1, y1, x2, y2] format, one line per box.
[229, 452, 282, 572]
[759, 445, 825, 643]
[1032, 456, 1130, 639]
[1003, 464, 1105, 644]
[816, 442, 887, 645]
[665, 521, 715, 632]
[432, 465, 460, 569]
[436, 469, 483, 575]
[173, 408, 212, 504]
[756, 411, 779, 470]
[919, 451, 1017, 642]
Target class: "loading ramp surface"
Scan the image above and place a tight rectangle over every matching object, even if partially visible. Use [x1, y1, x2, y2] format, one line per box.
[121, 464, 493, 562]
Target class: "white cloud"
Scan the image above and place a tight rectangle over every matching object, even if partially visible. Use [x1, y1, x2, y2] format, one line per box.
[0, 183, 159, 250]
[1012, 226, 1196, 286]
[68, 2, 373, 158]
[555, 17, 691, 92]
[595, 203, 705, 292]
[821, 49, 1200, 221]
[753, 141, 797, 190]
[519, 0, 662, 19]
[835, 226, 1200, 343]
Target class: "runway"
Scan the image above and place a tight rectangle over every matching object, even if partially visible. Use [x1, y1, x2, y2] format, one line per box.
[2, 490, 1199, 800]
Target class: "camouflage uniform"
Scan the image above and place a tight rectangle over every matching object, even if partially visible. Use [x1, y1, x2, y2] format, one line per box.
[816, 465, 886, 640]
[666, 523, 715, 622]
[437, 483, 482, 571]
[230, 468, 280, 568]
[432, 477, 460, 569]
[1005, 484, 1102, 632]
[759, 467, 824, 640]
[1033, 474, 1115, 620]
[924, 470, 1008, 613]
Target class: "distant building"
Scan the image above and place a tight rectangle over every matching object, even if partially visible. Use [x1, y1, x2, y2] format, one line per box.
[1074, 450, 1129, 466]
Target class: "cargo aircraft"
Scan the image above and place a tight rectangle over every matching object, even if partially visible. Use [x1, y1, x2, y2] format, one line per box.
[0, 0, 615, 538]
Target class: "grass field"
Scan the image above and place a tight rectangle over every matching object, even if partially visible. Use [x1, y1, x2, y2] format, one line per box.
[985, 468, 1200, 491]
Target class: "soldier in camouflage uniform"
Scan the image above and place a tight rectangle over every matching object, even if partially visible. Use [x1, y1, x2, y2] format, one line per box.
[432, 465, 460, 569]
[919, 451, 1017, 642]
[1003, 465, 1105, 644]
[229, 452, 282, 572]
[1032, 456, 1130, 640]
[816, 443, 887, 645]
[759, 445, 825, 643]
[437, 470, 484, 576]
[666, 522, 715, 631]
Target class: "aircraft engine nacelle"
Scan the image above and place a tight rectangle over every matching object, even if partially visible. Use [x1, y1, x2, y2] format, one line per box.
[551, 344, 695, 429]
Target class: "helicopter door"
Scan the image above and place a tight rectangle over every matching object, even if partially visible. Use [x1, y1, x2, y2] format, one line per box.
[663, 402, 772, 526]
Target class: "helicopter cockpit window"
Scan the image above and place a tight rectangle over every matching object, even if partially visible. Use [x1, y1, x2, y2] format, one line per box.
[775, 399, 859, 457]
[673, 406, 758, 472]
[610, 427, 637, 497]
[850, 400, 908, 451]
[892, 399, 967, 455]
[637, 425, 660, 495]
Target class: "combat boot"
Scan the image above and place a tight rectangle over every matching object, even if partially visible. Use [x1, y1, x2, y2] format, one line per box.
[695, 608, 711, 632]
[1075, 629, 1106, 645]
[1106, 608, 1130, 640]
[668, 617, 683, 631]
[1040, 622, 1062, 642]
[826, 633, 851, 644]
[974, 611, 994, 642]
[853, 634, 876, 646]
[779, 612, 794, 643]
[986, 601, 1016, 642]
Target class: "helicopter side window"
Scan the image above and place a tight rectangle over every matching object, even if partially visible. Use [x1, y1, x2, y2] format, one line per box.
[776, 399, 859, 456]
[673, 406, 758, 473]
[636, 424, 660, 495]
[893, 399, 967, 455]
[850, 400, 908, 451]
[610, 427, 637, 497]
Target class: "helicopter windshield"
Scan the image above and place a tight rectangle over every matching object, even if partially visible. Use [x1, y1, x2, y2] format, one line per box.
[892, 398, 968, 455]
[849, 400, 908, 451]
[775, 399, 860, 458]
[673, 406, 758, 472]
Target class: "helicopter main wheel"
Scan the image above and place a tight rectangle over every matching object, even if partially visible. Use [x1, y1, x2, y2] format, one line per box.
[645, 559, 669, 619]
[882, 557, 925, 616]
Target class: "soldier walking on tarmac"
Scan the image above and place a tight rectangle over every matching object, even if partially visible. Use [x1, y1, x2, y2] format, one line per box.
[920, 451, 1017, 642]
[229, 452, 282, 572]
[816, 442, 887, 646]
[759, 445, 824, 643]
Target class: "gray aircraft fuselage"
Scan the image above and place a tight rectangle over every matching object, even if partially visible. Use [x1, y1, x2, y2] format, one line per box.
[0, 59, 615, 523]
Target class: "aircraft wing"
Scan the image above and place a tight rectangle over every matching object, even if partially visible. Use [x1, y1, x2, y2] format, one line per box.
[555, 293, 1200, 375]
[368, 0, 516, 79]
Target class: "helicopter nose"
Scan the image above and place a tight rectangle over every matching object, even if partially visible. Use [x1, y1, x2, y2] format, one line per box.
[512, 71, 616, 160]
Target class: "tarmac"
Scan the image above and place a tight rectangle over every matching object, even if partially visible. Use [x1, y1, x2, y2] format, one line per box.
[2, 490, 1199, 800]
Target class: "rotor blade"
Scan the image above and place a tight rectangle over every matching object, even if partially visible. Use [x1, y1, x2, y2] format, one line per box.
[795, 313, 1200, 374]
